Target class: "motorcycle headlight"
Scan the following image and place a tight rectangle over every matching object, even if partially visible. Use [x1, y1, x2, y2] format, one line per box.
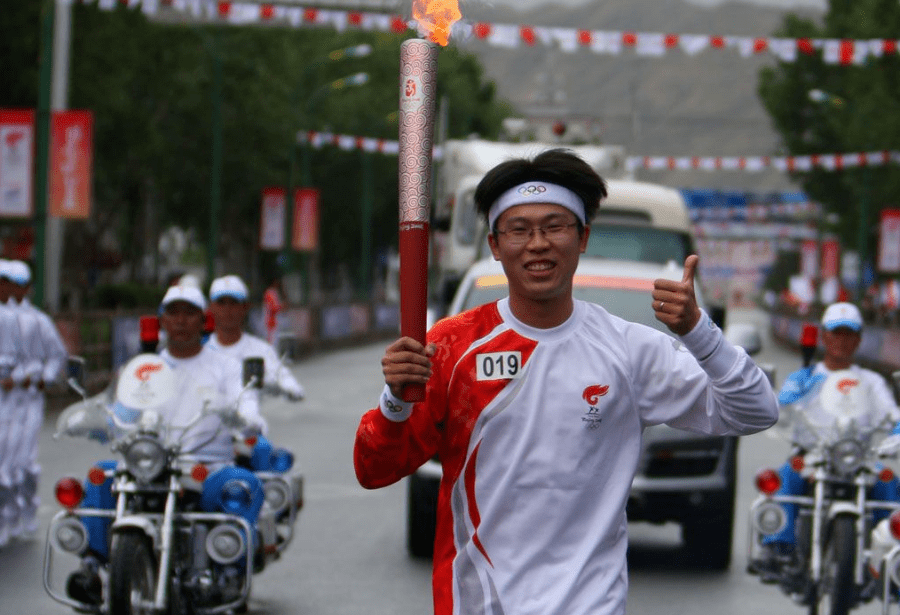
[751, 501, 787, 536]
[262, 479, 291, 515]
[123, 437, 167, 482]
[205, 524, 246, 565]
[830, 438, 865, 476]
[50, 517, 89, 555]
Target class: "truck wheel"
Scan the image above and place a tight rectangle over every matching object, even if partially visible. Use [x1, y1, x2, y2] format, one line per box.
[407, 474, 437, 558]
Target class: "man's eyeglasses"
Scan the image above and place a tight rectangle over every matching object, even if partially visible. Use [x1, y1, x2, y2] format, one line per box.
[495, 222, 579, 245]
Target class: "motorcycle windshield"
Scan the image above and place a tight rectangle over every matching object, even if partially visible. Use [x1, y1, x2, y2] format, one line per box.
[787, 369, 882, 449]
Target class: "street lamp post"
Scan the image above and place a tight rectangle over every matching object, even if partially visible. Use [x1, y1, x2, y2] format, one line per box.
[282, 49, 370, 298]
[806, 88, 871, 302]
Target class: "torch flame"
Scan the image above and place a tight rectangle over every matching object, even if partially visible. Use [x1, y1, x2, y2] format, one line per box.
[412, 0, 461, 46]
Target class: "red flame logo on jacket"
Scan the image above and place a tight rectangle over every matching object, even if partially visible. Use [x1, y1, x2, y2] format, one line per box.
[582, 385, 610, 406]
[837, 378, 859, 394]
[135, 363, 163, 382]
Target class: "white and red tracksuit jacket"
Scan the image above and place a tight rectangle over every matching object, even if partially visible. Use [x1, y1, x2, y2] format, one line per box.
[354, 298, 778, 615]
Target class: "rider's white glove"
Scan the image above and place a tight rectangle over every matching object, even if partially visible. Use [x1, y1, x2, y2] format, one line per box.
[285, 388, 304, 402]
[878, 434, 900, 456]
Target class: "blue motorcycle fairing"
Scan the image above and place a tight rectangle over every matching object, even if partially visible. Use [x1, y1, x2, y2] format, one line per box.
[249, 436, 294, 472]
[200, 466, 264, 525]
[81, 460, 117, 560]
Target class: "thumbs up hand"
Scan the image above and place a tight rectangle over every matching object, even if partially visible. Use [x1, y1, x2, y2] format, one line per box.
[652, 255, 703, 336]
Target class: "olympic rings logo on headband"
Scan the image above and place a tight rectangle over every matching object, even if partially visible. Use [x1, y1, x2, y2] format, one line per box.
[517, 185, 547, 196]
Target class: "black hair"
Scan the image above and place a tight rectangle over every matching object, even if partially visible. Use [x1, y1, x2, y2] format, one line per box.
[473, 148, 608, 233]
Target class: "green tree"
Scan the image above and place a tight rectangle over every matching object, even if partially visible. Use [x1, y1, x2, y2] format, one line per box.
[1, 3, 511, 303]
[758, 0, 900, 259]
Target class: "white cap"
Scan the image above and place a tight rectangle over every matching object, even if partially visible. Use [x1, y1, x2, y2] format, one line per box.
[160, 284, 207, 311]
[210, 275, 249, 302]
[821, 302, 863, 331]
[7, 261, 31, 286]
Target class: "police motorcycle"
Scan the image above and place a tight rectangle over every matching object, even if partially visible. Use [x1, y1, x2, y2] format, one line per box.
[851, 372, 900, 615]
[43, 351, 302, 615]
[747, 326, 900, 615]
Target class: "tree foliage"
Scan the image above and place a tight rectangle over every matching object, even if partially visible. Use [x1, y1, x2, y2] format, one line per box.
[758, 0, 900, 257]
[1, 3, 512, 301]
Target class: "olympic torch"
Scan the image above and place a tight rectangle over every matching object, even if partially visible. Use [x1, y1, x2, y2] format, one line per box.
[398, 0, 460, 402]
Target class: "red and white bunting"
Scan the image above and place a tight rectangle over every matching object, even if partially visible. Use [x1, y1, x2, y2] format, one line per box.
[81, 0, 900, 66]
[297, 131, 900, 173]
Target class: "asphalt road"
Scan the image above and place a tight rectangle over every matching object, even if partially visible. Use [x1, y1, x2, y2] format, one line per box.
[2, 308, 895, 614]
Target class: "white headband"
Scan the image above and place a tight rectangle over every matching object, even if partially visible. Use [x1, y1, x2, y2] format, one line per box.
[488, 181, 586, 230]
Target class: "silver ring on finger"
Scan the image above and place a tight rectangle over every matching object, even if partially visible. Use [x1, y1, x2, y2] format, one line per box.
[658, 301, 665, 310]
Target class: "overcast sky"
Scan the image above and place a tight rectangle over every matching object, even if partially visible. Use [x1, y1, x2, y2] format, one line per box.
[487, 0, 826, 8]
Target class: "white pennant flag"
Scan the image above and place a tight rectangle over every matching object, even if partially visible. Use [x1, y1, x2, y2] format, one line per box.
[551, 27, 579, 53]
[591, 31, 622, 55]
[488, 24, 520, 49]
[636, 32, 666, 57]
[768, 38, 798, 62]
[679, 35, 709, 56]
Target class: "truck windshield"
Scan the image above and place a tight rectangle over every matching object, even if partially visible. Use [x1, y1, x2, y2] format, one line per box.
[585, 225, 691, 264]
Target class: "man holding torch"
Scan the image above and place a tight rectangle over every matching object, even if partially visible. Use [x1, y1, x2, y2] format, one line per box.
[354, 149, 779, 615]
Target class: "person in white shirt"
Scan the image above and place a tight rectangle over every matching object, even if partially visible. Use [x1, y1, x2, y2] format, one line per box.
[0, 260, 24, 546]
[206, 275, 305, 403]
[3, 261, 68, 538]
[155, 284, 267, 467]
[354, 149, 779, 615]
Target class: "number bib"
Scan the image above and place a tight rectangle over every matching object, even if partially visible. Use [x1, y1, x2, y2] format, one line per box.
[476, 351, 523, 381]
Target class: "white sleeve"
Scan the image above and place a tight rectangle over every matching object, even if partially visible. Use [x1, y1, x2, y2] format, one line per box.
[39, 313, 68, 383]
[631, 310, 779, 435]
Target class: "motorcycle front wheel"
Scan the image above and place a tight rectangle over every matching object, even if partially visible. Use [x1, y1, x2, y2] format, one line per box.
[809, 514, 856, 615]
[109, 530, 157, 615]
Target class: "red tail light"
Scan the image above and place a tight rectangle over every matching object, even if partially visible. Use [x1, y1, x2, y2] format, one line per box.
[139, 315, 160, 344]
[191, 463, 209, 483]
[800, 324, 818, 348]
[890, 510, 900, 540]
[755, 468, 782, 495]
[790, 456, 805, 472]
[881, 467, 895, 483]
[55, 477, 85, 509]
[87, 466, 107, 486]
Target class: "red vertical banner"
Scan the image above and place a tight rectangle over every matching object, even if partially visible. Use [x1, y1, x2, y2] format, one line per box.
[49, 110, 93, 219]
[878, 208, 900, 273]
[292, 187, 319, 252]
[259, 187, 286, 250]
[0, 109, 35, 218]
[821, 239, 840, 278]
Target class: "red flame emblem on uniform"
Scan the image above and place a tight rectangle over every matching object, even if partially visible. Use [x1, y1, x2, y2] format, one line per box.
[582, 384, 610, 405]
[135, 363, 163, 382]
[405, 79, 416, 97]
[837, 378, 859, 394]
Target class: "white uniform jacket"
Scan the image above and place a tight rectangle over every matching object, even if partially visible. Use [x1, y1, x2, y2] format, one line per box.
[354, 299, 779, 615]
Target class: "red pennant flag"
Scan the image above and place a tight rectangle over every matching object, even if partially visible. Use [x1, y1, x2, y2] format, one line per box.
[217, 2, 230, 17]
[260, 4, 274, 20]
[521, 26, 536, 46]
[348, 12, 362, 26]
[622, 32, 637, 47]
[355, 137, 365, 149]
[578, 30, 592, 46]
[665, 34, 679, 48]
[884, 40, 898, 55]
[834, 155, 844, 170]
[710, 35, 725, 48]
[391, 16, 408, 33]
[667, 157, 676, 170]
[691, 156, 700, 168]
[787, 157, 795, 172]
[839, 40, 854, 65]
[474, 22, 491, 39]
[753, 38, 768, 53]
[738, 157, 746, 169]
[303, 8, 318, 22]
[798, 38, 814, 54]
